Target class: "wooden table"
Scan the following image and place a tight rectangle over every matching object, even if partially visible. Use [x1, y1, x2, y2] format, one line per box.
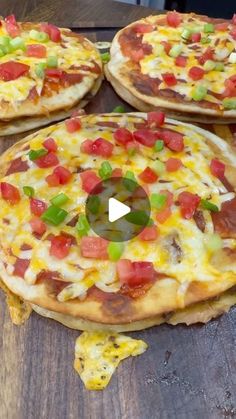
[1, 2, 236, 418]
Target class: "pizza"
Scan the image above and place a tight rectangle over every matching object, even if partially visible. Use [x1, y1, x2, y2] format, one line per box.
[0, 112, 236, 333]
[0, 15, 102, 134]
[106, 12, 236, 123]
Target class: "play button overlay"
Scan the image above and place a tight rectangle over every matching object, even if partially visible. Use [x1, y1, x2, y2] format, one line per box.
[108, 198, 130, 222]
[86, 177, 151, 242]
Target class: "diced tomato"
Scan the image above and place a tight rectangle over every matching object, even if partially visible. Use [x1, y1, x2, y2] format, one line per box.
[81, 236, 108, 259]
[147, 111, 165, 127]
[114, 128, 133, 145]
[117, 259, 134, 285]
[0, 182, 20, 205]
[166, 11, 182, 28]
[132, 261, 156, 286]
[166, 157, 182, 172]
[40, 23, 61, 42]
[45, 173, 60, 187]
[0, 61, 29, 81]
[46, 165, 71, 187]
[161, 130, 184, 152]
[198, 47, 214, 65]
[156, 207, 172, 224]
[161, 41, 171, 54]
[160, 189, 174, 206]
[13, 258, 30, 278]
[65, 117, 81, 133]
[215, 22, 228, 31]
[81, 139, 93, 154]
[30, 217, 47, 235]
[26, 44, 47, 58]
[117, 259, 156, 287]
[35, 152, 59, 168]
[133, 129, 157, 147]
[80, 138, 113, 157]
[162, 72, 177, 86]
[175, 56, 187, 67]
[230, 27, 236, 40]
[43, 138, 58, 152]
[30, 198, 47, 216]
[232, 14, 236, 25]
[210, 158, 225, 179]
[139, 167, 158, 183]
[53, 166, 72, 184]
[80, 170, 101, 194]
[50, 234, 72, 259]
[191, 32, 201, 42]
[93, 138, 114, 157]
[223, 76, 236, 97]
[133, 23, 154, 33]
[5, 15, 20, 37]
[139, 225, 159, 241]
[45, 68, 64, 79]
[188, 66, 205, 81]
[178, 191, 200, 219]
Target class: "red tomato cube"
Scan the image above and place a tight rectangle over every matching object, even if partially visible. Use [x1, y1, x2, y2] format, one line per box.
[65, 118, 81, 133]
[0, 182, 20, 205]
[139, 225, 159, 241]
[80, 237, 108, 259]
[147, 111, 165, 127]
[162, 72, 177, 86]
[139, 167, 158, 183]
[30, 198, 47, 216]
[50, 234, 72, 259]
[43, 138, 58, 152]
[166, 158, 182, 172]
[210, 158, 225, 179]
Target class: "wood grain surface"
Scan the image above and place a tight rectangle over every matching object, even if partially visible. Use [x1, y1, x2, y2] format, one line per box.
[1, 2, 236, 419]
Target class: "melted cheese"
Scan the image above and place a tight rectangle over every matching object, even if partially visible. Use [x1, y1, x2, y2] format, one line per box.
[74, 331, 147, 390]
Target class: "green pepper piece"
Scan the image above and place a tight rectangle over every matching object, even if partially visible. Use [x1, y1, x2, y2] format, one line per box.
[41, 205, 68, 225]
[28, 148, 47, 161]
[50, 193, 69, 207]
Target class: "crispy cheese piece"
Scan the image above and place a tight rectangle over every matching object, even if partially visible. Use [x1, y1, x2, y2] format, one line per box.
[0, 279, 32, 325]
[74, 331, 147, 390]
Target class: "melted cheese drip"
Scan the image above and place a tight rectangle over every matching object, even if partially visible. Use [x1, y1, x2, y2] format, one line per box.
[74, 331, 147, 390]
[0, 114, 235, 301]
[140, 16, 236, 105]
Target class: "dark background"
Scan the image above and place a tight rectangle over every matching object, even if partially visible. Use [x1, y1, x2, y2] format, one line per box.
[165, 0, 235, 19]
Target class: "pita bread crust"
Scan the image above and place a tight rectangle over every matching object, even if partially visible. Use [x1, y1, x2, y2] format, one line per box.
[105, 66, 236, 124]
[107, 13, 236, 121]
[0, 22, 102, 120]
[0, 114, 236, 325]
[0, 75, 103, 135]
[31, 287, 236, 331]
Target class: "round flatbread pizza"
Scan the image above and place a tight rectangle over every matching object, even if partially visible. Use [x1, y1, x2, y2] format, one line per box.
[0, 112, 236, 331]
[0, 15, 102, 134]
[106, 12, 236, 123]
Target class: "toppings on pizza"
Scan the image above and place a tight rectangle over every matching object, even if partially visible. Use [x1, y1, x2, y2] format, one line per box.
[108, 12, 236, 115]
[0, 15, 102, 120]
[0, 112, 235, 314]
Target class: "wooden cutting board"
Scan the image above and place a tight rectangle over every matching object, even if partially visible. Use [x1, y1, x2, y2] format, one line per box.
[1, 2, 236, 418]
